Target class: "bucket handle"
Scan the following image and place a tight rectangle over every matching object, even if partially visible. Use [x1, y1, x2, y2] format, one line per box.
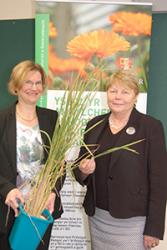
[18, 202, 53, 223]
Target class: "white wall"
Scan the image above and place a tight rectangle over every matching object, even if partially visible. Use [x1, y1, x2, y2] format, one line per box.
[156, 215, 167, 250]
[0, 0, 34, 20]
[132, 0, 167, 12]
[0, 0, 163, 19]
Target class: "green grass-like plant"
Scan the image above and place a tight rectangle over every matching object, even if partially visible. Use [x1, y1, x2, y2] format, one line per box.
[24, 73, 144, 217]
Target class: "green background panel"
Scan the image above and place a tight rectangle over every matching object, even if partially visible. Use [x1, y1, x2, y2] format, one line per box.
[0, 19, 35, 108]
[0, 15, 167, 143]
[147, 13, 167, 143]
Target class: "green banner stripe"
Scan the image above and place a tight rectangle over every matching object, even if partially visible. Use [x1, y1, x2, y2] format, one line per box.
[35, 13, 49, 107]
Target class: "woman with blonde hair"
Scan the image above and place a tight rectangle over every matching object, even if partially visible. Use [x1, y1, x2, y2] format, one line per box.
[0, 60, 64, 250]
[74, 69, 167, 249]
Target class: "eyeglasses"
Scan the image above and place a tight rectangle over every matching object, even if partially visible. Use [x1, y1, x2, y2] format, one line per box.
[24, 80, 43, 88]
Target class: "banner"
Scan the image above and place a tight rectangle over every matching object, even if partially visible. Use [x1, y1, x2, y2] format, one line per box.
[35, 1, 152, 249]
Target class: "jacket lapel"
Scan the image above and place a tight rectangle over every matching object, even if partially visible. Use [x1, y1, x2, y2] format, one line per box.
[108, 108, 140, 174]
[36, 107, 51, 160]
[6, 105, 52, 174]
[7, 105, 17, 175]
[89, 113, 111, 147]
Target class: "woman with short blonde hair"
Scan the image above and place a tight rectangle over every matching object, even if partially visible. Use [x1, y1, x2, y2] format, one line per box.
[8, 60, 47, 95]
[74, 69, 167, 250]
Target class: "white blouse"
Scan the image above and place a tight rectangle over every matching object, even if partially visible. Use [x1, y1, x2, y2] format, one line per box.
[16, 121, 44, 197]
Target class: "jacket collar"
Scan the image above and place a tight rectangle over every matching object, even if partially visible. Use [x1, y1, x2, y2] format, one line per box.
[7, 104, 17, 174]
[91, 108, 141, 172]
[36, 106, 49, 146]
[108, 108, 142, 173]
[7, 103, 51, 170]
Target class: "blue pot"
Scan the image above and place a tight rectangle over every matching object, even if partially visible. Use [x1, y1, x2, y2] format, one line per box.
[9, 204, 53, 250]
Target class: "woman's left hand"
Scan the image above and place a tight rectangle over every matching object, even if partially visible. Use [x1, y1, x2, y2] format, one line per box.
[144, 235, 159, 249]
[45, 192, 56, 214]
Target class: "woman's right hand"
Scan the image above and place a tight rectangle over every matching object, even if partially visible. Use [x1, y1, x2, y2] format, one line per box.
[5, 188, 24, 216]
[79, 158, 96, 175]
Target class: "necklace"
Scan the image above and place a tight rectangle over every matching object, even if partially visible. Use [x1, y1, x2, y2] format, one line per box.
[108, 116, 128, 130]
[16, 109, 37, 122]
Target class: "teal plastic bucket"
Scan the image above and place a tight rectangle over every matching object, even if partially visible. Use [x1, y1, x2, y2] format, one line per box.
[9, 205, 53, 250]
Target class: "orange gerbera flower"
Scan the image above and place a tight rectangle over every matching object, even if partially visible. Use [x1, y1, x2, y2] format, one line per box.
[109, 12, 152, 36]
[48, 44, 86, 76]
[67, 29, 130, 60]
[49, 21, 57, 38]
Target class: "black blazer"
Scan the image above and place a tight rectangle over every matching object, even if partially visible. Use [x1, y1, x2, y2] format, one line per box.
[0, 103, 64, 233]
[74, 108, 167, 240]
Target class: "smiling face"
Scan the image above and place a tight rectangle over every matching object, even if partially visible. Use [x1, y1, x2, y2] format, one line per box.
[107, 82, 137, 115]
[17, 70, 44, 106]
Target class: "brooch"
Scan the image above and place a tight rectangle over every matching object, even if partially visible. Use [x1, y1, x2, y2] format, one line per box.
[126, 127, 136, 135]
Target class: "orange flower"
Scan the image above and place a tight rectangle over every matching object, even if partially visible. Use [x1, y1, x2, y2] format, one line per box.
[109, 12, 152, 36]
[67, 29, 130, 60]
[48, 44, 86, 76]
[49, 21, 57, 38]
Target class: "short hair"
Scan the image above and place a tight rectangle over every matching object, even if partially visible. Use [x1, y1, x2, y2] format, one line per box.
[106, 69, 140, 96]
[8, 60, 47, 95]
